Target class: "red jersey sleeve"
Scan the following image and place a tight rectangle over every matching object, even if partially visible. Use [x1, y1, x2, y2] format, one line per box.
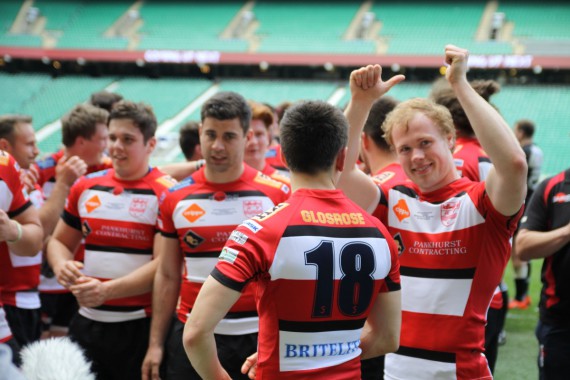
[1, 152, 31, 215]
[211, 220, 273, 292]
[158, 193, 178, 238]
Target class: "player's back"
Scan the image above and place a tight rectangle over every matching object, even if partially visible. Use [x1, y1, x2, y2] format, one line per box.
[214, 188, 400, 379]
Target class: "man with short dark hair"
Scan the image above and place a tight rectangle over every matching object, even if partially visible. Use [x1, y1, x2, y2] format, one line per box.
[179, 121, 202, 162]
[47, 101, 176, 380]
[142, 91, 289, 380]
[184, 99, 401, 379]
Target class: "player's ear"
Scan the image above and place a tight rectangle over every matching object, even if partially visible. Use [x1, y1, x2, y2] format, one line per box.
[279, 148, 288, 168]
[336, 147, 347, 172]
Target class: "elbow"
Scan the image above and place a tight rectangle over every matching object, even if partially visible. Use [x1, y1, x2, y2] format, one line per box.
[182, 321, 204, 355]
[385, 333, 400, 354]
[514, 233, 532, 261]
[512, 152, 529, 185]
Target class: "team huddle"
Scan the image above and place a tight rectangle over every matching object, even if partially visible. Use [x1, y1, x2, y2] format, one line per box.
[1, 45, 568, 380]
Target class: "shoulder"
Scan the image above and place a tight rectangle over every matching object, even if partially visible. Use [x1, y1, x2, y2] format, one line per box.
[248, 169, 290, 198]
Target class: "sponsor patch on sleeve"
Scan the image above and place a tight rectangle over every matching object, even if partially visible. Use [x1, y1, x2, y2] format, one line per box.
[156, 175, 178, 189]
[229, 230, 248, 245]
[219, 247, 240, 264]
[242, 219, 263, 233]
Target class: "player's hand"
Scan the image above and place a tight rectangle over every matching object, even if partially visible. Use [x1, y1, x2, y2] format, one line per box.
[53, 259, 84, 288]
[241, 352, 258, 379]
[445, 45, 470, 85]
[70, 276, 109, 307]
[349, 64, 405, 104]
[142, 345, 164, 380]
[0, 210, 19, 243]
[20, 167, 39, 193]
[56, 155, 87, 187]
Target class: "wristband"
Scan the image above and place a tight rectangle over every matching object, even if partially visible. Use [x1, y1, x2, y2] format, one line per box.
[7, 220, 22, 244]
[195, 159, 205, 171]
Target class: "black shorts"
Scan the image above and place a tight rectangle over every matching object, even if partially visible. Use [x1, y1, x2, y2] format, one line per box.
[40, 292, 78, 330]
[69, 313, 150, 380]
[164, 318, 257, 380]
[361, 355, 385, 380]
[536, 320, 570, 380]
[3, 305, 41, 346]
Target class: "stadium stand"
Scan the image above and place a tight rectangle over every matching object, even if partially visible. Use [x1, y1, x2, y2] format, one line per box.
[136, 1, 248, 52]
[371, 1, 512, 55]
[252, 1, 375, 54]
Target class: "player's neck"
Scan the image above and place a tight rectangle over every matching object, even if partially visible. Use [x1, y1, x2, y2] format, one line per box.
[204, 162, 245, 184]
[290, 171, 336, 193]
[368, 150, 398, 175]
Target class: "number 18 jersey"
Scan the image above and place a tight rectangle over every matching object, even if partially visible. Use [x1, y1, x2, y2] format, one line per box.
[213, 188, 400, 379]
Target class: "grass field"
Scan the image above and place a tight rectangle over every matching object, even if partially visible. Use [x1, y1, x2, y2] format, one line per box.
[494, 259, 543, 380]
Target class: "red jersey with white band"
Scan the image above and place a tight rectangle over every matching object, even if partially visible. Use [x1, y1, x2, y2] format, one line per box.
[158, 164, 289, 335]
[62, 167, 176, 323]
[0, 151, 33, 342]
[0, 182, 43, 309]
[382, 178, 521, 380]
[37, 149, 113, 199]
[453, 139, 505, 312]
[371, 162, 410, 225]
[212, 188, 400, 379]
[453, 137, 492, 183]
[37, 149, 113, 292]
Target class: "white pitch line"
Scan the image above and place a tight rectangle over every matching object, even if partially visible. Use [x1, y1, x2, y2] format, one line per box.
[327, 86, 347, 106]
[37, 80, 121, 143]
[157, 84, 219, 136]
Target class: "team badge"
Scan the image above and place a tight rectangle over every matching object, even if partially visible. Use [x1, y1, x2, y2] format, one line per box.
[441, 200, 461, 227]
[129, 197, 149, 218]
[183, 230, 205, 249]
[243, 200, 264, 218]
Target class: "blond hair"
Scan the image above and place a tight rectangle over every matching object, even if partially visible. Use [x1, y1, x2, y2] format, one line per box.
[382, 97, 455, 148]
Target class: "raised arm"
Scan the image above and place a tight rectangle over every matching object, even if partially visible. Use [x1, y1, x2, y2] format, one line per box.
[445, 45, 527, 216]
[39, 156, 86, 237]
[337, 65, 404, 212]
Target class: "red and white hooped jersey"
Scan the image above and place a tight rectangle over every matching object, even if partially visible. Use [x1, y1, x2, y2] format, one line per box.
[372, 162, 410, 225]
[0, 183, 43, 309]
[453, 137, 492, 183]
[213, 188, 400, 379]
[382, 178, 522, 380]
[159, 164, 289, 335]
[62, 167, 176, 323]
[0, 151, 32, 341]
[37, 149, 113, 199]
